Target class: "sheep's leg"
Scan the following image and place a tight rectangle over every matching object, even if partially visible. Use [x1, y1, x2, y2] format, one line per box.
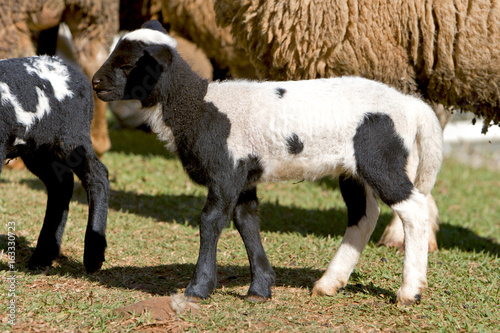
[390, 190, 429, 305]
[185, 187, 237, 301]
[357, 147, 429, 304]
[69, 146, 109, 273]
[232, 187, 275, 301]
[378, 146, 439, 252]
[378, 194, 438, 252]
[312, 176, 379, 296]
[23, 153, 74, 270]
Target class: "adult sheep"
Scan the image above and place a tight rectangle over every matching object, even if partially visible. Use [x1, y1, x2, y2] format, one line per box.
[214, 0, 500, 131]
[1, 55, 109, 273]
[0, 0, 120, 156]
[92, 21, 443, 304]
[214, 0, 500, 252]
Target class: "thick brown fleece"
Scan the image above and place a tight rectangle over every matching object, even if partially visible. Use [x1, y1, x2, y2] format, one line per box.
[161, 0, 256, 78]
[215, 0, 500, 131]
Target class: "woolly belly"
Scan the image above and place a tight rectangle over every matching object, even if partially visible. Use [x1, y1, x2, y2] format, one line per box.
[258, 157, 348, 183]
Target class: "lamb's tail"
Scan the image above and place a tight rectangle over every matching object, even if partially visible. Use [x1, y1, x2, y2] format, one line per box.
[413, 104, 444, 195]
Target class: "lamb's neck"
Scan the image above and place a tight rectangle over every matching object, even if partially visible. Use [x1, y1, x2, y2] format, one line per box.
[161, 59, 208, 130]
[143, 58, 210, 151]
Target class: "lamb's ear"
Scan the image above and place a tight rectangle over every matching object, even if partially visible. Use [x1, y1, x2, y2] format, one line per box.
[143, 45, 174, 68]
[141, 20, 167, 34]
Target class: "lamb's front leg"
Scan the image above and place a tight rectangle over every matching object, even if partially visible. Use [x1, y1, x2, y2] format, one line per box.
[232, 187, 275, 301]
[185, 188, 237, 301]
[312, 177, 379, 296]
[23, 153, 74, 270]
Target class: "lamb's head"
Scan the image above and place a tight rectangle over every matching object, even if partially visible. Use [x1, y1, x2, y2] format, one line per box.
[92, 20, 177, 105]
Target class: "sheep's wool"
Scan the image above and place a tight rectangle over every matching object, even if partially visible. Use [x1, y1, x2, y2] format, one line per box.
[215, 0, 500, 130]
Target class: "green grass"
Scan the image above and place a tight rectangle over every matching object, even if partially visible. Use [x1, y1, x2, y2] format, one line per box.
[1, 126, 499, 332]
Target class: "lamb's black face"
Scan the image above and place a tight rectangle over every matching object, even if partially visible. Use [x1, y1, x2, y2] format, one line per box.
[93, 38, 172, 103]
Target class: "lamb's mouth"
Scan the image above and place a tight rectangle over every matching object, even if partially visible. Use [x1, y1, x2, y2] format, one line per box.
[95, 88, 111, 95]
[94, 89, 114, 100]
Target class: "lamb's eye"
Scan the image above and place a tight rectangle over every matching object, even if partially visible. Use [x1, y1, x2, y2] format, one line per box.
[119, 64, 135, 70]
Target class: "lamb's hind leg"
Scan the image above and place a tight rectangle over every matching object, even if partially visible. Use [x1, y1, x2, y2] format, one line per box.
[378, 146, 439, 252]
[378, 194, 438, 252]
[390, 189, 429, 304]
[312, 176, 379, 296]
[232, 187, 275, 301]
[24, 152, 74, 270]
[69, 145, 109, 273]
[363, 163, 429, 304]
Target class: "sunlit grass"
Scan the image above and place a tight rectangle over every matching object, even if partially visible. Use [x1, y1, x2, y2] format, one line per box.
[0, 127, 498, 332]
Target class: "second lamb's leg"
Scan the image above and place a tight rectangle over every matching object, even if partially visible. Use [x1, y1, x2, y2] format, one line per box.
[312, 176, 379, 296]
[24, 152, 74, 270]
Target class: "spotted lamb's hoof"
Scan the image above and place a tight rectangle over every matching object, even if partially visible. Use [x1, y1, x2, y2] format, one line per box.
[396, 283, 426, 305]
[311, 279, 343, 297]
[396, 293, 422, 305]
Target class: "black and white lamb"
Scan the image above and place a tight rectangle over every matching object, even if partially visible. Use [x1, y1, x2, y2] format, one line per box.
[1, 55, 109, 273]
[92, 21, 443, 305]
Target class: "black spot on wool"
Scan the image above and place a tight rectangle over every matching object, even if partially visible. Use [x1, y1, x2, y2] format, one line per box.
[275, 88, 286, 98]
[353, 113, 414, 206]
[286, 133, 304, 155]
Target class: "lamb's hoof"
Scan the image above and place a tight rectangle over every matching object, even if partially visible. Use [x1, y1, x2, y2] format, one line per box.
[396, 293, 422, 305]
[184, 295, 204, 303]
[246, 294, 269, 303]
[396, 286, 424, 305]
[84, 260, 104, 274]
[28, 261, 52, 272]
[28, 252, 56, 271]
[84, 251, 105, 273]
[311, 281, 340, 297]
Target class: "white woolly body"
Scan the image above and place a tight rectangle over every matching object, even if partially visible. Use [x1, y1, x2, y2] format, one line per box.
[149, 76, 437, 183]
[98, 26, 444, 304]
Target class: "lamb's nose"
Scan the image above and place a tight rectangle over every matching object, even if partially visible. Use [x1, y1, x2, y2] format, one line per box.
[92, 78, 101, 89]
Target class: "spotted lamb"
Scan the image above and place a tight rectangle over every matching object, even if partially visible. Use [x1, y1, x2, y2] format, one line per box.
[92, 21, 443, 305]
[1, 55, 109, 273]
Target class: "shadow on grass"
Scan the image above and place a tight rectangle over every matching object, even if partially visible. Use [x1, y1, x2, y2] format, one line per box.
[18, 176, 500, 257]
[0, 234, 394, 300]
[19, 178, 390, 241]
[108, 128, 176, 158]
